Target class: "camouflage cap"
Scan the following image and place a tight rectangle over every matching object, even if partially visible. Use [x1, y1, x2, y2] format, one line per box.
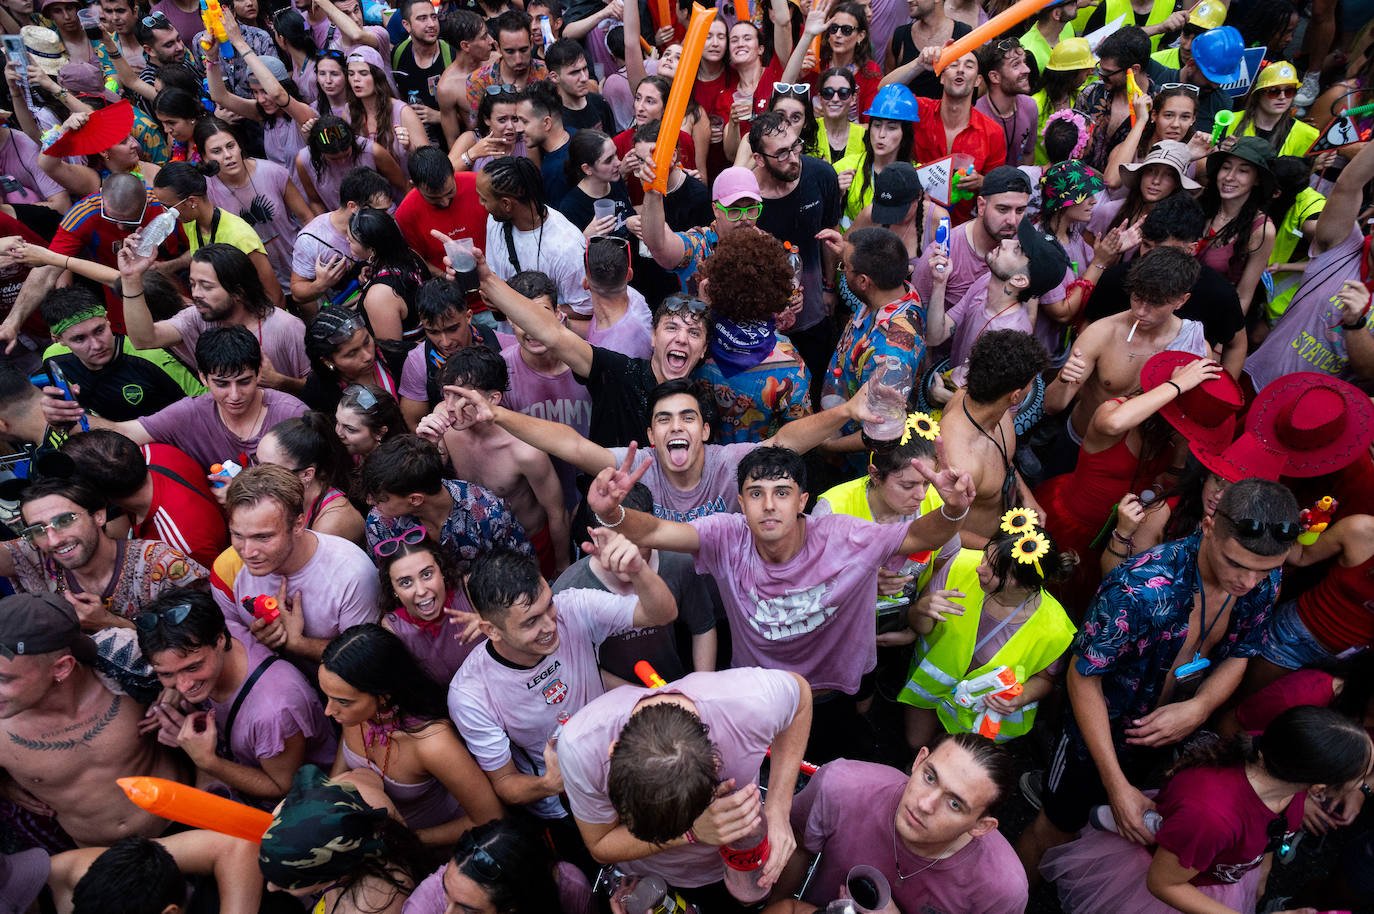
[258, 766, 389, 891]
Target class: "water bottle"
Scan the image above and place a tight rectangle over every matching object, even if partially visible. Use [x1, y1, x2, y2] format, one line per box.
[720, 817, 770, 903]
[135, 211, 179, 257]
[616, 874, 697, 914]
[877, 551, 931, 610]
[861, 356, 912, 446]
[1088, 804, 1162, 836]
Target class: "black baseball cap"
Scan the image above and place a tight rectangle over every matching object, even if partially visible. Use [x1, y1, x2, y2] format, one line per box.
[979, 165, 1033, 198]
[871, 162, 921, 224]
[0, 592, 98, 664]
[1016, 217, 1071, 300]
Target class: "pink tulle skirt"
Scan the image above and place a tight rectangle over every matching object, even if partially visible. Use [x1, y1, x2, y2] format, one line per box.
[1039, 829, 1261, 914]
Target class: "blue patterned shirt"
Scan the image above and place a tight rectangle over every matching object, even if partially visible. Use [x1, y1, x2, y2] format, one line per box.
[1072, 532, 1276, 724]
[365, 478, 532, 571]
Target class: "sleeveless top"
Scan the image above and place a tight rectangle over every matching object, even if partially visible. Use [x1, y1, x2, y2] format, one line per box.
[1297, 550, 1374, 653]
[340, 734, 463, 830]
[261, 116, 305, 171]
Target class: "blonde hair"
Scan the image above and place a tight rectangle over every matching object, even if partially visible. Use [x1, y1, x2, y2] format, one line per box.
[225, 464, 305, 523]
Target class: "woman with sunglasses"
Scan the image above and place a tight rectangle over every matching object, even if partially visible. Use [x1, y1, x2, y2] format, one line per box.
[557, 129, 639, 242]
[296, 115, 408, 213]
[259, 412, 366, 544]
[304, 304, 401, 411]
[1041, 706, 1371, 914]
[348, 207, 427, 360]
[1103, 85, 1203, 190]
[194, 119, 313, 294]
[345, 46, 424, 177]
[405, 818, 594, 914]
[450, 87, 526, 174]
[834, 84, 918, 222]
[815, 67, 866, 162]
[320, 623, 504, 845]
[1223, 63, 1318, 158]
[314, 48, 349, 116]
[153, 162, 286, 308]
[780, 0, 882, 122]
[336, 381, 408, 461]
[729, 82, 822, 165]
[375, 529, 483, 686]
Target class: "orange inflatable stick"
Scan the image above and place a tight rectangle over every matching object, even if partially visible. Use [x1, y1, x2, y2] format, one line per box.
[649, 4, 717, 195]
[118, 776, 273, 843]
[934, 0, 1056, 73]
[652, 0, 671, 31]
[735, 0, 750, 24]
[634, 660, 668, 688]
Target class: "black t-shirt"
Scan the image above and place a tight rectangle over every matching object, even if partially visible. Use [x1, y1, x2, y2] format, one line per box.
[392, 38, 451, 144]
[561, 93, 617, 134]
[891, 20, 972, 99]
[1084, 259, 1246, 346]
[46, 343, 190, 422]
[577, 346, 719, 447]
[754, 156, 842, 333]
[556, 181, 635, 233]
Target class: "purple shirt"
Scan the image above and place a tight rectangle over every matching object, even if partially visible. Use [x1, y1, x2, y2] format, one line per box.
[448, 589, 635, 819]
[948, 275, 1035, 381]
[501, 346, 593, 509]
[292, 212, 352, 281]
[974, 94, 1040, 164]
[137, 389, 308, 471]
[0, 129, 62, 203]
[691, 512, 910, 692]
[404, 861, 593, 914]
[151, 0, 208, 42]
[586, 289, 653, 360]
[384, 586, 485, 687]
[559, 668, 802, 887]
[609, 442, 754, 522]
[911, 221, 990, 318]
[792, 759, 1028, 914]
[295, 139, 378, 210]
[206, 161, 298, 289]
[166, 305, 310, 383]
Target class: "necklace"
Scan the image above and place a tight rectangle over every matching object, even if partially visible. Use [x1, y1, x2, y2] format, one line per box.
[1124, 322, 1167, 360]
[893, 827, 956, 880]
[961, 397, 1016, 511]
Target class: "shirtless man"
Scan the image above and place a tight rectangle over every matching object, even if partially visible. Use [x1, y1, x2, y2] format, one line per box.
[0, 592, 187, 846]
[418, 345, 572, 578]
[1045, 246, 1210, 446]
[436, 9, 497, 145]
[938, 330, 1048, 548]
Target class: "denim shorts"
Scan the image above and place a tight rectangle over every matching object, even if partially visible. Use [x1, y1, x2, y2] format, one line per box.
[1259, 600, 1341, 670]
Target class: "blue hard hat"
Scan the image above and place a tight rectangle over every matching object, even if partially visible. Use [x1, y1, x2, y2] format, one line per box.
[1191, 26, 1245, 85]
[864, 84, 920, 123]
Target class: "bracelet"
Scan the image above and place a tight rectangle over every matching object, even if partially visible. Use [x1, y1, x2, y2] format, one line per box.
[460, 151, 472, 166]
[1344, 312, 1369, 331]
[939, 503, 970, 522]
[1106, 545, 1128, 558]
[121, 290, 143, 298]
[1110, 529, 1133, 546]
[593, 505, 626, 528]
[1165, 380, 1183, 396]
[684, 828, 699, 845]
[1090, 262, 1107, 271]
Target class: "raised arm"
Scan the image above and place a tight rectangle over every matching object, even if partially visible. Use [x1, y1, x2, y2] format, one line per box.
[1102, 94, 1152, 189]
[0, 239, 119, 286]
[780, 0, 830, 84]
[1314, 129, 1374, 253]
[226, 10, 318, 125]
[765, 376, 877, 452]
[880, 43, 939, 88]
[637, 176, 690, 270]
[116, 237, 188, 350]
[312, 0, 380, 48]
[433, 385, 617, 474]
[563, 0, 626, 41]
[621, 0, 649, 89]
[896, 438, 975, 555]
[585, 446, 703, 554]
[585, 527, 678, 628]
[768, 0, 794, 70]
[1086, 358, 1221, 443]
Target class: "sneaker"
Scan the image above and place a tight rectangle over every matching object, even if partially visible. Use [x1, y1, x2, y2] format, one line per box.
[1296, 71, 1321, 108]
[1020, 769, 1044, 810]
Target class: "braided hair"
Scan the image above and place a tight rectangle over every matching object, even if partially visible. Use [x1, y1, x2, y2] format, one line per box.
[481, 155, 547, 219]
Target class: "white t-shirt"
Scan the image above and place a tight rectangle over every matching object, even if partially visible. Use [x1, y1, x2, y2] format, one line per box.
[484, 210, 591, 315]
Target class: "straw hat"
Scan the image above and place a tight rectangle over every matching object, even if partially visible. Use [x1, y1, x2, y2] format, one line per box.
[21, 25, 69, 78]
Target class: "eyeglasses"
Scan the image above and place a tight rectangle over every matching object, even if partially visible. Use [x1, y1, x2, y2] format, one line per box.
[101, 192, 148, 228]
[485, 83, 517, 95]
[819, 85, 853, 100]
[343, 383, 379, 410]
[140, 10, 169, 28]
[1216, 511, 1300, 544]
[1264, 85, 1297, 97]
[827, 22, 858, 35]
[1160, 82, 1200, 96]
[660, 294, 707, 315]
[456, 835, 502, 881]
[758, 138, 804, 161]
[712, 200, 763, 220]
[134, 602, 194, 632]
[324, 312, 368, 346]
[772, 81, 809, 98]
[373, 525, 426, 557]
[19, 511, 83, 545]
[1095, 63, 1123, 80]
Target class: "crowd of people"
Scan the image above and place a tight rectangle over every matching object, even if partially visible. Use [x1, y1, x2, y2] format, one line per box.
[0, 0, 1373, 911]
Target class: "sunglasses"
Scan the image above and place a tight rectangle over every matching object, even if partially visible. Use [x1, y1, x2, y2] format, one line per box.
[343, 383, 379, 410]
[19, 510, 83, 545]
[712, 200, 762, 220]
[758, 137, 804, 161]
[325, 312, 368, 346]
[485, 83, 518, 95]
[316, 48, 347, 63]
[819, 85, 853, 100]
[373, 525, 426, 558]
[101, 192, 148, 228]
[660, 294, 707, 314]
[140, 10, 169, 28]
[134, 602, 194, 632]
[585, 234, 630, 274]
[1217, 511, 1300, 544]
[773, 81, 809, 98]
[827, 22, 858, 35]
[456, 835, 502, 880]
[1160, 82, 1200, 96]
[1264, 85, 1297, 97]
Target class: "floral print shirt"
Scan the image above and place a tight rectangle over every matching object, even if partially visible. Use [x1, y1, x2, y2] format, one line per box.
[1072, 531, 1276, 723]
[365, 478, 531, 573]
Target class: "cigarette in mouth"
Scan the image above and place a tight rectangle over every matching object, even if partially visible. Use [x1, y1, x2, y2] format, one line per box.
[1127, 320, 1139, 343]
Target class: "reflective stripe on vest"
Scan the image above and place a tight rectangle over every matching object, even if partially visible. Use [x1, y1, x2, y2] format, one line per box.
[1075, 0, 1175, 50]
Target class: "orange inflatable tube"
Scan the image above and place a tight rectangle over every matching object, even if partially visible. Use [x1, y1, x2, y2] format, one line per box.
[635, 660, 668, 688]
[935, 0, 1057, 73]
[653, 0, 670, 30]
[649, 4, 717, 194]
[118, 776, 273, 843]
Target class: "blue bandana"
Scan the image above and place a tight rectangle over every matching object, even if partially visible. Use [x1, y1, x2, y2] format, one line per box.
[708, 317, 775, 376]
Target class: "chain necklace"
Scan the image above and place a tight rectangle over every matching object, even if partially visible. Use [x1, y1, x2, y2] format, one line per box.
[892, 827, 957, 881]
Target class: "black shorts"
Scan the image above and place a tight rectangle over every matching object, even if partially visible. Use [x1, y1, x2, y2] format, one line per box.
[1041, 721, 1168, 834]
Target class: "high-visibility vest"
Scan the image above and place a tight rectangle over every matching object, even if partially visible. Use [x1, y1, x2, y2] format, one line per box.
[1226, 115, 1319, 159]
[1074, 0, 1176, 51]
[897, 548, 1075, 741]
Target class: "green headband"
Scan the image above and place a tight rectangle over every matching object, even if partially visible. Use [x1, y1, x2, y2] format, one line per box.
[50, 307, 106, 338]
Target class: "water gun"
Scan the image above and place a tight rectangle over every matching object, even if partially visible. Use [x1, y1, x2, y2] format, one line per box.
[950, 165, 976, 206]
[1298, 496, 1337, 545]
[951, 666, 1021, 739]
[1126, 70, 1142, 127]
[118, 776, 273, 842]
[242, 594, 279, 624]
[1210, 109, 1235, 146]
[209, 460, 242, 488]
[634, 660, 667, 688]
[200, 0, 234, 60]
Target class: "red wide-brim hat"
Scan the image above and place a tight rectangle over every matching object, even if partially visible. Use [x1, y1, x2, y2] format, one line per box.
[42, 101, 134, 159]
[1194, 432, 1288, 484]
[1140, 351, 1245, 453]
[1246, 372, 1374, 477]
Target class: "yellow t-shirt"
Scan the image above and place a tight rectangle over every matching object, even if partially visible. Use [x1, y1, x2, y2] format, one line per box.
[183, 208, 268, 258]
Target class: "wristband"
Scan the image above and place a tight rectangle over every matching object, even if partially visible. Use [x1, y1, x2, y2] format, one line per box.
[593, 505, 626, 528]
[1165, 380, 1182, 396]
[685, 828, 699, 845]
[1344, 311, 1369, 331]
[939, 503, 970, 522]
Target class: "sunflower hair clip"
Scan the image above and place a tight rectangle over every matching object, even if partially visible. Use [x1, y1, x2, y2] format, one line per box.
[1012, 530, 1050, 577]
[999, 507, 1040, 536]
[900, 412, 940, 446]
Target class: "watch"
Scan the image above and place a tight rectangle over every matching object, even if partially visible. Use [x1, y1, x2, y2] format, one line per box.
[1344, 311, 1369, 331]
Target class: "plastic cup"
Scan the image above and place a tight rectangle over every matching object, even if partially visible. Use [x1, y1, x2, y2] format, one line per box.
[593, 198, 617, 226]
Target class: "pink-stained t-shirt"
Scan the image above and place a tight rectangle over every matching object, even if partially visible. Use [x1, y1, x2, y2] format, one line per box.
[166, 304, 311, 383]
[974, 94, 1040, 165]
[447, 588, 635, 819]
[947, 274, 1035, 379]
[501, 346, 594, 508]
[206, 161, 299, 290]
[609, 442, 754, 522]
[792, 759, 1028, 914]
[0, 128, 63, 203]
[136, 389, 309, 471]
[404, 861, 593, 914]
[911, 220, 991, 317]
[383, 585, 486, 687]
[586, 288, 653, 360]
[559, 668, 802, 888]
[1235, 668, 1339, 735]
[691, 512, 910, 692]
[212, 635, 338, 790]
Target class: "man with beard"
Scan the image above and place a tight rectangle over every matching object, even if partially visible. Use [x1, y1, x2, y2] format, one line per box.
[0, 476, 206, 628]
[0, 592, 192, 847]
[465, 10, 548, 115]
[117, 241, 310, 394]
[974, 41, 1037, 167]
[39, 326, 309, 472]
[391, 0, 450, 145]
[910, 167, 1031, 312]
[750, 111, 843, 396]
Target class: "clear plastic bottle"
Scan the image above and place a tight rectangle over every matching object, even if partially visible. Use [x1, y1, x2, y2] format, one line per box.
[1088, 804, 1163, 835]
[616, 874, 697, 914]
[862, 356, 912, 443]
[135, 211, 179, 257]
[720, 818, 770, 903]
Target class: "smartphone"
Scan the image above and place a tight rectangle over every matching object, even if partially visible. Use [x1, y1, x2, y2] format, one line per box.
[48, 361, 90, 432]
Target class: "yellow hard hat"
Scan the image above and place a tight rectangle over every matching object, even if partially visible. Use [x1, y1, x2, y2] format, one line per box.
[1047, 37, 1095, 72]
[1253, 60, 1300, 92]
[1187, 0, 1227, 30]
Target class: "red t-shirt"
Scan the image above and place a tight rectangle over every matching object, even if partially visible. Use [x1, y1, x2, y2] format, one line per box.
[1235, 669, 1338, 735]
[912, 98, 1007, 223]
[614, 128, 697, 204]
[395, 172, 488, 311]
[134, 443, 229, 569]
[714, 57, 786, 126]
[49, 190, 186, 334]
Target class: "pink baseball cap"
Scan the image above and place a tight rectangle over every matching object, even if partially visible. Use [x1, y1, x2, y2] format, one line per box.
[712, 166, 760, 206]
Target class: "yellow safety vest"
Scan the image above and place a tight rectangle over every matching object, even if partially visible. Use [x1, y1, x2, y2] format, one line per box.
[1075, 0, 1176, 51]
[897, 549, 1075, 741]
[1226, 115, 1320, 159]
[817, 476, 945, 594]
